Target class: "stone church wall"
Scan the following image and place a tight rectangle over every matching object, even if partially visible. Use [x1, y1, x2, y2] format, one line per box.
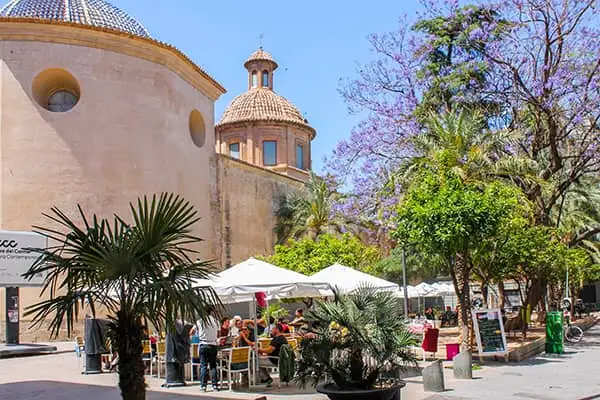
[213, 154, 303, 268]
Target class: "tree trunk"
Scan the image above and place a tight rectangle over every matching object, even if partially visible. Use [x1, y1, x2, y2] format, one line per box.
[498, 281, 505, 310]
[113, 310, 146, 400]
[481, 282, 489, 309]
[451, 252, 472, 352]
[518, 278, 545, 338]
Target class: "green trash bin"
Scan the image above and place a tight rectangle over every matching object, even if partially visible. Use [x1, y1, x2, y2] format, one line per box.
[545, 311, 564, 354]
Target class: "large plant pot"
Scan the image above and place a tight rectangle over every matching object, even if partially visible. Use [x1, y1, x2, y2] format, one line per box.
[433, 320, 442, 329]
[84, 354, 102, 374]
[317, 382, 405, 400]
[164, 362, 186, 387]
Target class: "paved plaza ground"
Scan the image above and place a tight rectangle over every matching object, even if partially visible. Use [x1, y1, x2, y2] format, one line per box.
[1, 323, 598, 400]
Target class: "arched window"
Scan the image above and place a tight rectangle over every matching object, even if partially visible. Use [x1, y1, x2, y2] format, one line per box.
[47, 90, 78, 112]
[251, 71, 258, 88]
[262, 70, 269, 87]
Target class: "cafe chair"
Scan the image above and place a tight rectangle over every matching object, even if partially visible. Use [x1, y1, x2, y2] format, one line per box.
[141, 340, 153, 375]
[189, 343, 201, 382]
[219, 346, 252, 391]
[155, 342, 167, 379]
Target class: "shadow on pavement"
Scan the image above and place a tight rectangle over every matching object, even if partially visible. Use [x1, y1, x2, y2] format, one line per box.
[0, 381, 225, 400]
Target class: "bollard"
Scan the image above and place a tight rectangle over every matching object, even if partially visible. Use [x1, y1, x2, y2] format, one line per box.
[423, 359, 445, 392]
[453, 351, 473, 379]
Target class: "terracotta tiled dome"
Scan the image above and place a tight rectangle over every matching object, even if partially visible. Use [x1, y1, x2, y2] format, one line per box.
[0, 0, 150, 38]
[244, 48, 277, 68]
[217, 88, 314, 134]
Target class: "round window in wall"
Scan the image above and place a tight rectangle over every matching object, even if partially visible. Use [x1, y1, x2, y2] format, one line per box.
[47, 90, 78, 112]
[189, 109, 206, 148]
[32, 68, 81, 113]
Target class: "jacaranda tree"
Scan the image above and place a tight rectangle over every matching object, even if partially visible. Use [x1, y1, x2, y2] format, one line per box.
[329, 0, 600, 310]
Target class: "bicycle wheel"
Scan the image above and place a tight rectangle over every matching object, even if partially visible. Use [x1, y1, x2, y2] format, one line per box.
[565, 325, 584, 343]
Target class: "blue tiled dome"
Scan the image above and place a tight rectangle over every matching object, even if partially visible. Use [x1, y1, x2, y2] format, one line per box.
[0, 0, 150, 38]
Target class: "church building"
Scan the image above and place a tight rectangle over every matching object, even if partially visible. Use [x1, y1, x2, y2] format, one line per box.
[0, 0, 314, 340]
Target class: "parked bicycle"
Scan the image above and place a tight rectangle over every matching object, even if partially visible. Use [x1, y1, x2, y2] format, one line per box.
[564, 314, 584, 343]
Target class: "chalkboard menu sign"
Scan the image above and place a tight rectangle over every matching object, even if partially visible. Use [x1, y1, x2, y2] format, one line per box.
[472, 309, 507, 355]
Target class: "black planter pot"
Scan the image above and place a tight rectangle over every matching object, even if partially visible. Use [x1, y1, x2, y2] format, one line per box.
[316, 382, 405, 400]
[164, 363, 186, 387]
[84, 354, 102, 374]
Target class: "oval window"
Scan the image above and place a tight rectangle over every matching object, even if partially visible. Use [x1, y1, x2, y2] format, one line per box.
[189, 110, 206, 148]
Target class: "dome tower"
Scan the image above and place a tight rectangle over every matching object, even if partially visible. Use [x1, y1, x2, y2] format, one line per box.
[216, 48, 315, 181]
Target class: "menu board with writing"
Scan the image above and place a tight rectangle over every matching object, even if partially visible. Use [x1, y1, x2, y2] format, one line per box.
[472, 309, 507, 355]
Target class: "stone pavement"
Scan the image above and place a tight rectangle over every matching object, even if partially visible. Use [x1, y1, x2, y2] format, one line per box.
[417, 322, 600, 400]
[1, 324, 598, 399]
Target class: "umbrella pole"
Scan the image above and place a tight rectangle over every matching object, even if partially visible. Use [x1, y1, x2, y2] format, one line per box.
[402, 248, 409, 318]
[252, 296, 258, 386]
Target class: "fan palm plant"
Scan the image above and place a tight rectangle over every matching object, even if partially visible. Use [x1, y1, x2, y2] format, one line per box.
[23, 193, 219, 400]
[275, 172, 353, 244]
[296, 286, 417, 394]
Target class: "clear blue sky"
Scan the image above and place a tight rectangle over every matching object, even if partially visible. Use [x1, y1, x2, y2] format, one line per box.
[111, 0, 422, 173]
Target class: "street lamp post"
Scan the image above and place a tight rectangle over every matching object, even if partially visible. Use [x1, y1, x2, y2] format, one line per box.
[402, 248, 409, 318]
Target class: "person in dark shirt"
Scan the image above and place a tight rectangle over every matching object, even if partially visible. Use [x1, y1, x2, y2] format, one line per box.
[218, 317, 230, 346]
[257, 323, 287, 385]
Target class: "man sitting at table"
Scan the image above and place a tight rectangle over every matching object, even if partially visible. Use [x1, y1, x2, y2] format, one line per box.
[257, 323, 287, 386]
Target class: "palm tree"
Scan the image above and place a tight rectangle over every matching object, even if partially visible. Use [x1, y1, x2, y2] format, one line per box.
[296, 286, 417, 391]
[23, 193, 219, 400]
[401, 109, 530, 185]
[275, 172, 347, 243]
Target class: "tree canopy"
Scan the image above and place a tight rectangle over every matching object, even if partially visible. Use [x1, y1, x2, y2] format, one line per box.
[263, 233, 381, 276]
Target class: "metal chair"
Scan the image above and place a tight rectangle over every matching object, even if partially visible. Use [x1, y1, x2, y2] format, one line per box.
[74, 336, 85, 369]
[141, 340, 153, 375]
[189, 343, 201, 382]
[100, 338, 113, 372]
[155, 342, 167, 379]
[219, 346, 252, 391]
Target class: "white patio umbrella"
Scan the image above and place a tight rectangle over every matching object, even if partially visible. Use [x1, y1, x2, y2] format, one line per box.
[430, 282, 455, 296]
[395, 285, 419, 299]
[309, 263, 399, 295]
[192, 257, 332, 386]
[192, 257, 333, 303]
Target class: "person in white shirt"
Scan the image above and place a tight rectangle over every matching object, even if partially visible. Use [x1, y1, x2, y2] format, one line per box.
[195, 308, 220, 392]
[229, 315, 242, 337]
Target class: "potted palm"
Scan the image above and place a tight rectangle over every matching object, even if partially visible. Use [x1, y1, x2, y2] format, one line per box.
[296, 286, 418, 400]
[23, 193, 219, 400]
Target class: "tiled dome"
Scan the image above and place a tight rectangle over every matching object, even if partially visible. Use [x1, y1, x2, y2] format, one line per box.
[0, 0, 150, 38]
[244, 48, 278, 69]
[218, 88, 314, 134]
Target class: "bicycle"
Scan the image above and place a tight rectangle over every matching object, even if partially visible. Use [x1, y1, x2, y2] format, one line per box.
[564, 315, 584, 343]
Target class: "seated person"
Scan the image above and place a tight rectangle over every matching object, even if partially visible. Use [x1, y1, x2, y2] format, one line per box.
[290, 308, 309, 333]
[257, 323, 287, 386]
[277, 318, 290, 334]
[442, 306, 456, 326]
[217, 317, 231, 346]
[229, 316, 242, 336]
[236, 324, 255, 347]
[424, 307, 434, 321]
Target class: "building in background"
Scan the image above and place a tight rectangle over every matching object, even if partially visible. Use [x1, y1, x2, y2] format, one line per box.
[0, 0, 313, 341]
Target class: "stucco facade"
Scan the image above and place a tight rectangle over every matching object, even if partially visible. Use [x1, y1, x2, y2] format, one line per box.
[0, 9, 311, 341]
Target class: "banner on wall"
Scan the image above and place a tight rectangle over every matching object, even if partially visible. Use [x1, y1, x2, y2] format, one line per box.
[0, 230, 47, 287]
